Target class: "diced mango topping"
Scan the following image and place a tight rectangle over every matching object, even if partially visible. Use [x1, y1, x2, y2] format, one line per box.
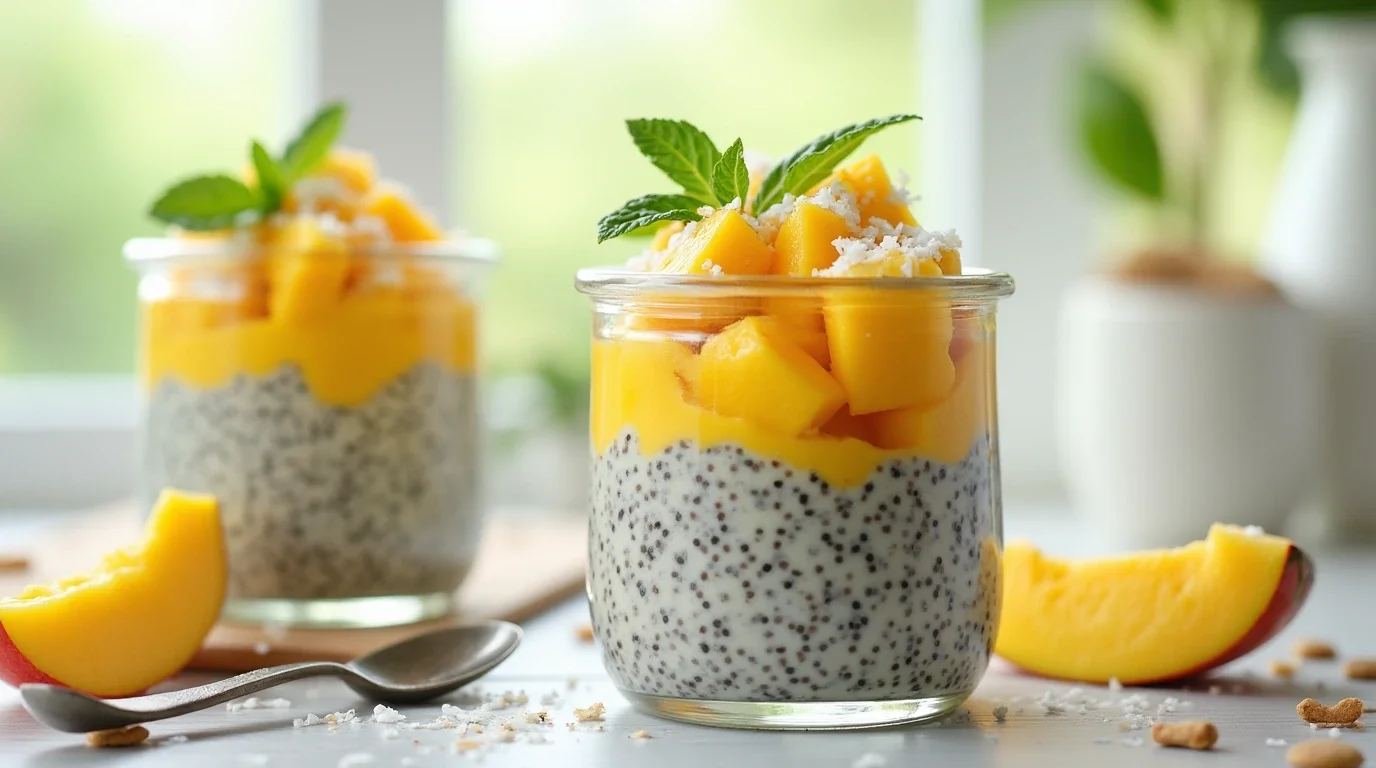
[823, 258, 954, 415]
[697, 317, 846, 436]
[814, 154, 916, 227]
[773, 203, 852, 277]
[663, 210, 774, 275]
[362, 183, 445, 242]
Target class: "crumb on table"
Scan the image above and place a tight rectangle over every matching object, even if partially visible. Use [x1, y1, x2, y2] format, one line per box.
[575, 623, 595, 643]
[86, 726, 149, 748]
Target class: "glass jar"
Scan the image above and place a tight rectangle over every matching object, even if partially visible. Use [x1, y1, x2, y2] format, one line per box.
[575, 267, 1014, 729]
[126, 235, 495, 628]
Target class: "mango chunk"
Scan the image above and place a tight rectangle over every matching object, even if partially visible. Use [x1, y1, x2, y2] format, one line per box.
[772, 202, 851, 276]
[362, 184, 444, 242]
[823, 258, 954, 415]
[866, 336, 989, 461]
[819, 406, 874, 442]
[663, 209, 773, 275]
[697, 316, 846, 436]
[765, 298, 829, 368]
[266, 219, 351, 323]
[937, 247, 962, 276]
[317, 148, 377, 194]
[814, 154, 915, 227]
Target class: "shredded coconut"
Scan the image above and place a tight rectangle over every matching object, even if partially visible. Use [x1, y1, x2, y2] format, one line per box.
[1121, 737, 1144, 747]
[887, 168, 916, 207]
[630, 729, 653, 739]
[1266, 738, 1288, 746]
[371, 704, 406, 724]
[336, 754, 374, 768]
[1243, 525, 1266, 536]
[1108, 678, 1123, 692]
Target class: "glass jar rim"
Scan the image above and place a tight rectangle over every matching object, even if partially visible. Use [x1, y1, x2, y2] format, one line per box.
[575, 265, 1015, 302]
[122, 235, 499, 269]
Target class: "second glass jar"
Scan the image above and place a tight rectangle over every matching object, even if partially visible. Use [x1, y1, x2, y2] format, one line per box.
[127, 235, 494, 628]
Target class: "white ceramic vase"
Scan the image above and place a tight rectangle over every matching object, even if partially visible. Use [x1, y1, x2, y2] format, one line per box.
[1262, 16, 1376, 541]
[1057, 279, 1321, 550]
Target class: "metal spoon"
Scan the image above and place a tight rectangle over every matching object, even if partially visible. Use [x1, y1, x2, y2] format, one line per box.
[18, 620, 523, 733]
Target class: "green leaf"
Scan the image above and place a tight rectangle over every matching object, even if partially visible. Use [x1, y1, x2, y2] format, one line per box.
[752, 114, 920, 212]
[251, 140, 286, 212]
[149, 175, 261, 231]
[711, 139, 750, 208]
[280, 102, 347, 181]
[596, 193, 702, 243]
[625, 119, 722, 205]
[1140, 0, 1174, 22]
[1076, 62, 1165, 201]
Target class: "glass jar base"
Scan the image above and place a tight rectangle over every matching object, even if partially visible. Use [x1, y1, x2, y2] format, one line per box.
[619, 688, 973, 730]
[222, 592, 455, 629]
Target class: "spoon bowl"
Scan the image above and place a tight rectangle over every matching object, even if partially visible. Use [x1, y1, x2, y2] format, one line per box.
[19, 620, 522, 733]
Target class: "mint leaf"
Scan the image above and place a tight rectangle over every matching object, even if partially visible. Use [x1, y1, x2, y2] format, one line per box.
[711, 139, 749, 208]
[251, 140, 286, 212]
[597, 193, 702, 243]
[281, 102, 346, 181]
[626, 119, 721, 206]
[149, 175, 261, 231]
[1077, 62, 1164, 200]
[753, 114, 920, 212]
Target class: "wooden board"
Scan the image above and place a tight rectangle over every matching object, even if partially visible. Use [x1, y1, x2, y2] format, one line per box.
[0, 504, 587, 672]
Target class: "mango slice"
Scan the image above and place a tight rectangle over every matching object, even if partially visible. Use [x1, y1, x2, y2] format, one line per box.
[772, 202, 851, 276]
[362, 184, 444, 242]
[814, 154, 915, 227]
[0, 490, 226, 697]
[996, 525, 1314, 684]
[823, 258, 954, 414]
[937, 247, 962, 276]
[697, 316, 846, 436]
[265, 219, 352, 323]
[317, 148, 377, 194]
[662, 209, 773, 275]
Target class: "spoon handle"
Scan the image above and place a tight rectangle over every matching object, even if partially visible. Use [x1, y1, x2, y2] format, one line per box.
[20, 661, 349, 732]
[109, 661, 348, 715]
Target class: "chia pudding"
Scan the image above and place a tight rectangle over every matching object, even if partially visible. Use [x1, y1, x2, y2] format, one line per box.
[142, 363, 480, 600]
[589, 430, 1000, 703]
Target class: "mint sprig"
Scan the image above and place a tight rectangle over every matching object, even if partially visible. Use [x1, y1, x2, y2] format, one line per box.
[596, 194, 703, 243]
[711, 139, 749, 208]
[627, 119, 721, 207]
[752, 114, 920, 212]
[148, 101, 348, 231]
[148, 175, 261, 232]
[281, 102, 346, 182]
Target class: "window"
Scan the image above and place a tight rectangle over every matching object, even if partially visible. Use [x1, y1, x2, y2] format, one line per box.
[0, 0, 291, 374]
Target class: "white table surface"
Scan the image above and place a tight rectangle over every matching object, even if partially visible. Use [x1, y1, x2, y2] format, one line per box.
[2, 509, 1374, 767]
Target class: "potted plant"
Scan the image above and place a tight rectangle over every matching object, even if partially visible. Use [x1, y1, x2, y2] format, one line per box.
[1056, 0, 1331, 548]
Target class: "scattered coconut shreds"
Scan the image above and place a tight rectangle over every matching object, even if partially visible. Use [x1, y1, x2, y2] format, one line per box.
[294, 709, 357, 728]
[337, 754, 374, 768]
[227, 697, 291, 712]
[161, 734, 189, 745]
[1330, 728, 1343, 739]
[574, 702, 607, 722]
[1266, 738, 1289, 747]
[524, 711, 552, 725]
[1108, 678, 1123, 692]
[497, 729, 517, 743]
[631, 730, 653, 740]
[454, 740, 482, 753]
[852, 753, 888, 768]
[371, 704, 406, 724]
[1122, 737, 1144, 747]
[993, 705, 1008, 723]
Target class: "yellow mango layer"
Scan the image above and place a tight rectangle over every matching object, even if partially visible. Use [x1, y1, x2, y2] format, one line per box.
[592, 330, 989, 488]
[697, 317, 846, 436]
[823, 259, 955, 415]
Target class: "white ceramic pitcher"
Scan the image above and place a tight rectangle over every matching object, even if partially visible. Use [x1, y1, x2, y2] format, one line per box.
[1262, 15, 1376, 542]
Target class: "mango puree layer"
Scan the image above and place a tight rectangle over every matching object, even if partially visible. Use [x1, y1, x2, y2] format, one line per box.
[143, 263, 476, 407]
[591, 325, 993, 489]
